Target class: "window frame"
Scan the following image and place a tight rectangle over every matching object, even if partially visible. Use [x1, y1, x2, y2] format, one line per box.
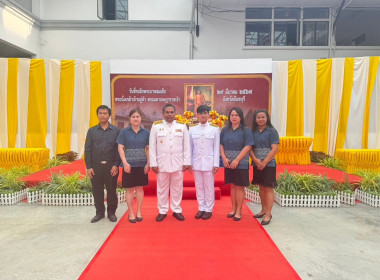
[244, 7, 330, 47]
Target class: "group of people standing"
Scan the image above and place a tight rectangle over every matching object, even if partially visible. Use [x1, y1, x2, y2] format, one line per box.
[84, 103, 279, 226]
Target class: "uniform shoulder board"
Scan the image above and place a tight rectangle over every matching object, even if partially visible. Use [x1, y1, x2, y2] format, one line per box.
[210, 123, 219, 127]
[176, 119, 186, 125]
[153, 120, 163, 125]
[189, 123, 198, 127]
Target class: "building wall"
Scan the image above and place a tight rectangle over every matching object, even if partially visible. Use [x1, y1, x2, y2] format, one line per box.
[39, 30, 191, 60]
[0, 2, 40, 56]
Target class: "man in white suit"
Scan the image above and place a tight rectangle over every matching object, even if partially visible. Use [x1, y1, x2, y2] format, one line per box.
[189, 105, 220, 220]
[149, 104, 191, 222]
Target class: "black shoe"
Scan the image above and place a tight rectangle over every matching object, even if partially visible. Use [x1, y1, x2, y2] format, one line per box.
[202, 212, 212, 220]
[195, 211, 205, 219]
[91, 214, 105, 223]
[261, 215, 272, 225]
[227, 212, 236, 218]
[108, 214, 117, 222]
[156, 213, 167, 222]
[173, 212, 185, 221]
[233, 216, 241, 222]
[128, 218, 136, 223]
[253, 213, 265, 219]
[136, 216, 143, 222]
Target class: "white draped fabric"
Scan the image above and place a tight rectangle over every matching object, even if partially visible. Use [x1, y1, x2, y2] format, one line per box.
[327, 58, 345, 155]
[345, 57, 369, 149]
[271, 61, 288, 136]
[302, 59, 317, 144]
[368, 63, 380, 149]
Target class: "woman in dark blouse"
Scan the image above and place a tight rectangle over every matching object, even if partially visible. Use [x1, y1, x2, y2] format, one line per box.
[250, 110, 279, 225]
[117, 109, 150, 223]
[220, 107, 254, 221]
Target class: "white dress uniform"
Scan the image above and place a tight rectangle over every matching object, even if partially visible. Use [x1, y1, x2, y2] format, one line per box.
[189, 122, 220, 212]
[149, 120, 191, 214]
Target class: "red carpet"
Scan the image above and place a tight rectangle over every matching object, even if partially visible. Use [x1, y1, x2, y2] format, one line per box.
[79, 196, 301, 280]
[22, 161, 361, 197]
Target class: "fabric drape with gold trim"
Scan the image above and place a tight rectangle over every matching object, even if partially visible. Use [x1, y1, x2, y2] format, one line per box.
[276, 137, 313, 165]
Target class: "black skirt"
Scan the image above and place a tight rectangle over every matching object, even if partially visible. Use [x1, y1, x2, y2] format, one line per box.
[224, 168, 250, 187]
[122, 167, 149, 188]
[252, 166, 277, 188]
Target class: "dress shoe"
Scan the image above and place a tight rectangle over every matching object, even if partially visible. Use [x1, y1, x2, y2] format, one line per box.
[202, 212, 212, 220]
[108, 214, 117, 222]
[227, 212, 236, 218]
[128, 217, 136, 223]
[233, 216, 241, 222]
[91, 214, 105, 223]
[136, 216, 143, 222]
[156, 213, 167, 222]
[173, 212, 185, 221]
[261, 215, 272, 225]
[253, 213, 265, 219]
[195, 211, 205, 219]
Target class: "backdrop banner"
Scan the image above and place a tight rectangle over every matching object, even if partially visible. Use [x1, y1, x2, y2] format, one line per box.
[110, 59, 272, 130]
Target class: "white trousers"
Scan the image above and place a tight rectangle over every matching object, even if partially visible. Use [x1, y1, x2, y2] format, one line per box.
[193, 170, 215, 212]
[157, 171, 183, 214]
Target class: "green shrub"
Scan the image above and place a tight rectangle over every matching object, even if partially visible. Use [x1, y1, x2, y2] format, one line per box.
[310, 151, 330, 163]
[45, 157, 70, 169]
[45, 172, 92, 194]
[0, 166, 32, 194]
[355, 170, 380, 195]
[317, 157, 345, 171]
[276, 170, 337, 196]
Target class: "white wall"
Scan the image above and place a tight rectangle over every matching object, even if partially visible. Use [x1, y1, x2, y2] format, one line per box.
[39, 0, 98, 20]
[39, 0, 191, 21]
[129, 0, 191, 20]
[0, 3, 40, 56]
[40, 30, 190, 60]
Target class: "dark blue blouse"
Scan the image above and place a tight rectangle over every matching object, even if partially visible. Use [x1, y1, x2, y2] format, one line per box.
[252, 127, 279, 167]
[116, 126, 150, 167]
[220, 126, 254, 169]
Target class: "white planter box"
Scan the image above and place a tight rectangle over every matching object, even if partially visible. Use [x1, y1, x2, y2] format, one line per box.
[356, 189, 380, 207]
[42, 193, 94, 206]
[0, 189, 27, 205]
[335, 189, 357, 206]
[275, 191, 340, 207]
[117, 190, 126, 204]
[244, 188, 261, 204]
[27, 189, 45, 203]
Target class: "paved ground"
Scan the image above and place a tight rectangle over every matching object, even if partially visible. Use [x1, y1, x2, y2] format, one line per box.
[0, 199, 379, 280]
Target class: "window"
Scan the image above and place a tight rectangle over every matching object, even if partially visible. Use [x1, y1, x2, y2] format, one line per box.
[245, 22, 271, 46]
[336, 9, 380, 46]
[245, 7, 329, 47]
[303, 22, 328, 46]
[98, 0, 128, 20]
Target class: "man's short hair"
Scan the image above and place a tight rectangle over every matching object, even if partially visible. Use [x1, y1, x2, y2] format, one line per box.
[97, 105, 111, 115]
[196, 105, 211, 114]
[162, 103, 176, 113]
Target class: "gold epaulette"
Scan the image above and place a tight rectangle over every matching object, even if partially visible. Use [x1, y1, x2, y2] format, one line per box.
[210, 123, 219, 127]
[189, 123, 198, 127]
[153, 120, 163, 125]
[176, 120, 186, 125]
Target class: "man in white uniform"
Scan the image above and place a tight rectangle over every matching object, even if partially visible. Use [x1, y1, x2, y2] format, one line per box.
[189, 105, 220, 220]
[149, 104, 191, 222]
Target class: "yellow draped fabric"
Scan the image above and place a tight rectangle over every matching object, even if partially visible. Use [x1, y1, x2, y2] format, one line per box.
[362, 57, 380, 149]
[0, 148, 49, 171]
[335, 58, 355, 152]
[313, 59, 332, 153]
[335, 149, 380, 173]
[26, 59, 47, 148]
[56, 60, 75, 154]
[276, 137, 313, 165]
[286, 60, 304, 136]
[90, 61, 102, 127]
[7, 58, 18, 148]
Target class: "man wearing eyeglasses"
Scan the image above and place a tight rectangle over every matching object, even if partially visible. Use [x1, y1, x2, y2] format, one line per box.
[189, 105, 220, 220]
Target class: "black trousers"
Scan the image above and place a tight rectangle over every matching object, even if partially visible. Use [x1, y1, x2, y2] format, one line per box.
[91, 162, 118, 215]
